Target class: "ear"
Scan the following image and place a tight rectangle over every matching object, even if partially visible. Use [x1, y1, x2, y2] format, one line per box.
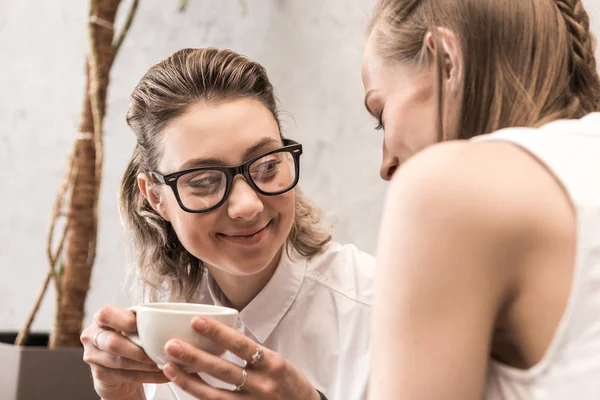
[137, 172, 171, 221]
[425, 27, 463, 94]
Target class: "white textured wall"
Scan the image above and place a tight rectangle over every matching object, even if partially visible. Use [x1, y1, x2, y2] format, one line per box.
[1, 0, 600, 333]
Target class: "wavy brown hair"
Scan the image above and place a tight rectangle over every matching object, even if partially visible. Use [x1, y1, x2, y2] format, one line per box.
[369, 0, 600, 140]
[121, 48, 331, 302]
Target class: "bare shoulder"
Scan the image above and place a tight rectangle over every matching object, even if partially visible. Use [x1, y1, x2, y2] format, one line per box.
[385, 139, 567, 241]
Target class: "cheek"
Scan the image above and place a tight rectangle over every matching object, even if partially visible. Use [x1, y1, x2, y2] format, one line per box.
[164, 198, 217, 256]
[268, 190, 295, 233]
[384, 95, 438, 158]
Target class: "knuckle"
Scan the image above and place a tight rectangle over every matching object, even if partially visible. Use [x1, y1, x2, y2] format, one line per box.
[96, 306, 112, 326]
[260, 380, 278, 396]
[104, 334, 119, 353]
[270, 356, 286, 376]
[80, 331, 90, 345]
[205, 323, 218, 339]
[82, 351, 93, 365]
[181, 351, 197, 366]
[232, 336, 245, 354]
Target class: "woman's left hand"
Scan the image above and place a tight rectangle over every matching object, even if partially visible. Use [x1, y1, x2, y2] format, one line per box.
[162, 316, 320, 400]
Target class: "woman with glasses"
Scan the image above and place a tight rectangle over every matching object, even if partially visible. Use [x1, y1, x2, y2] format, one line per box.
[80, 48, 374, 400]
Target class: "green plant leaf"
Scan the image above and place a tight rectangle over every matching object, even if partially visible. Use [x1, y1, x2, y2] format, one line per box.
[179, 0, 189, 12]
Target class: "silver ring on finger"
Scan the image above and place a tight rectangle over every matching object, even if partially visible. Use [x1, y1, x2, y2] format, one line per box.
[249, 346, 264, 366]
[93, 328, 106, 349]
[234, 368, 248, 392]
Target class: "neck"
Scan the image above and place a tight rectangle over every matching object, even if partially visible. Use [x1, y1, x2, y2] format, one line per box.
[207, 248, 283, 311]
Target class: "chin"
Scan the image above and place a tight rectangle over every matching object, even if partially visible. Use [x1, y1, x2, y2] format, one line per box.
[227, 249, 281, 276]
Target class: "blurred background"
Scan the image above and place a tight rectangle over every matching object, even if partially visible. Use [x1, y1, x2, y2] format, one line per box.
[0, 0, 599, 334]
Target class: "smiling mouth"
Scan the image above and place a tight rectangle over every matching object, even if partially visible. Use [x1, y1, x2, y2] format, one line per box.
[219, 221, 272, 239]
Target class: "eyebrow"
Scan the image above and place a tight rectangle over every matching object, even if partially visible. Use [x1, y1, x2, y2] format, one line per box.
[178, 137, 282, 170]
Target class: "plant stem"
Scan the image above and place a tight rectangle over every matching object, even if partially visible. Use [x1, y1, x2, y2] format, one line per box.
[87, 0, 104, 269]
[51, 0, 120, 348]
[113, 0, 139, 57]
[15, 271, 53, 346]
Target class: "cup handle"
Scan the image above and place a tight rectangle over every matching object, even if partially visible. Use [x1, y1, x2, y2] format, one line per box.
[125, 305, 143, 347]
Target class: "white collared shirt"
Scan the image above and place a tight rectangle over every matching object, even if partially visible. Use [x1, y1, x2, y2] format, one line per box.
[144, 241, 375, 400]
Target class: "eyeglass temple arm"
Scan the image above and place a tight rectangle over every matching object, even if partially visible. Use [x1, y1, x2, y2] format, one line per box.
[150, 171, 166, 184]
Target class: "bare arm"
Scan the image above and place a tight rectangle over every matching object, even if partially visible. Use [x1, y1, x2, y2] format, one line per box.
[369, 143, 526, 400]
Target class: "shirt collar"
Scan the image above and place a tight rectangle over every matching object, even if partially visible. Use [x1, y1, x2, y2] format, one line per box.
[205, 243, 306, 343]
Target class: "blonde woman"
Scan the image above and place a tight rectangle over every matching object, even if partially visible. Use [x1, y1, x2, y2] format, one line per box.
[80, 48, 374, 400]
[363, 0, 600, 399]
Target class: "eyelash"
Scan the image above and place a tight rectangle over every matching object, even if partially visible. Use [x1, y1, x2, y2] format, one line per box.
[374, 112, 384, 131]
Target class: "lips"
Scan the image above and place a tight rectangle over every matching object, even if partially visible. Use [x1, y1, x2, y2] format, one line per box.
[220, 221, 270, 238]
[217, 220, 273, 248]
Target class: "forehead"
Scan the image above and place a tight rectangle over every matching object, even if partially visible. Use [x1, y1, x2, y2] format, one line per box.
[362, 33, 384, 89]
[159, 98, 280, 172]
[362, 32, 424, 97]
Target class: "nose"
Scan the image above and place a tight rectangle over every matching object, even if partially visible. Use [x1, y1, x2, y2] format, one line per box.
[227, 176, 264, 222]
[380, 144, 399, 181]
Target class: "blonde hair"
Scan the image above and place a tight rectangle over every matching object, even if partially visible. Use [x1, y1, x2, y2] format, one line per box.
[121, 48, 331, 302]
[369, 0, 600, 139]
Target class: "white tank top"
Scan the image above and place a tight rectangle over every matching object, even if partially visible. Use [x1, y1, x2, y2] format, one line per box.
[473, 112, 600, 399]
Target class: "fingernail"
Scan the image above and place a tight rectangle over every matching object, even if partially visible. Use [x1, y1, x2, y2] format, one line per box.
[163, 363, 177, 380]
[193, 317, 207, 331]
[165, 341, 182, 357]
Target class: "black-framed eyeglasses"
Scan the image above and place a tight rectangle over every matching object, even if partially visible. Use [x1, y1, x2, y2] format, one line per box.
[151, 139, 303, 213]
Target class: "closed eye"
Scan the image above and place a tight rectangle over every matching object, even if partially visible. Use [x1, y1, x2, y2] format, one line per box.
[364, 92, 385, 131]
[374, 111, 384, 131]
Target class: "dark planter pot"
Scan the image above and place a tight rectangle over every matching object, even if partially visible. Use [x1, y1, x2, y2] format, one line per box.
[0, 332, 98, 400]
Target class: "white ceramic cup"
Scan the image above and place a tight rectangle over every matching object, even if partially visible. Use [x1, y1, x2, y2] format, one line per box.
[126, 302, 238, 369]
